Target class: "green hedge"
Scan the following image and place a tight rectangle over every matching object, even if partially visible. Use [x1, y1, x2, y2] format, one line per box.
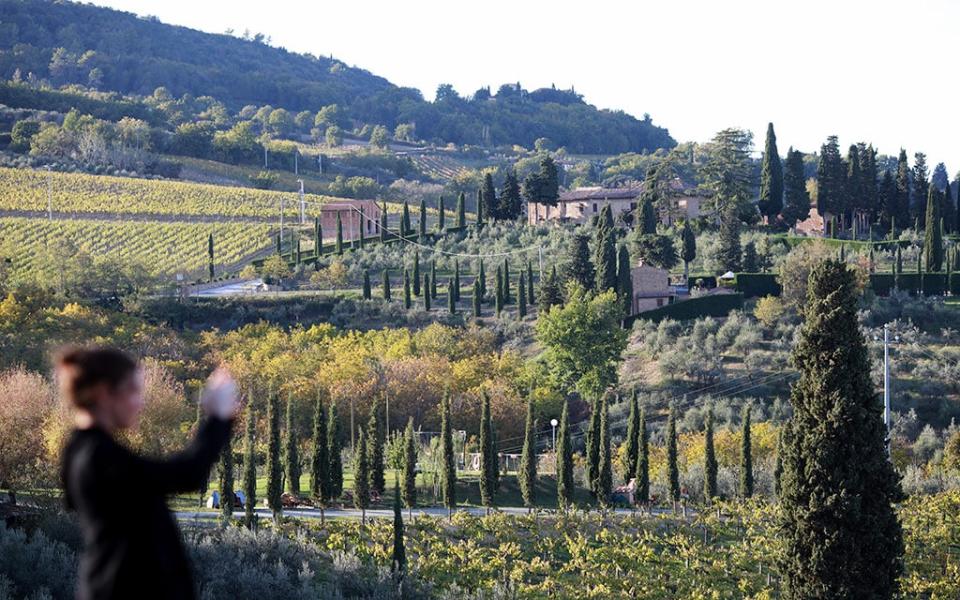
[867, 272, 951, 296]
[626, 293, 744, 325]
[734, 273, 781, 298]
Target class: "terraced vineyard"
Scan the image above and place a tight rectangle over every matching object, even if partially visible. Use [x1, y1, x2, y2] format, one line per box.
[0, 167, 329, 219]
[0, 216, 273, 278]
[408, 153, 469, 181]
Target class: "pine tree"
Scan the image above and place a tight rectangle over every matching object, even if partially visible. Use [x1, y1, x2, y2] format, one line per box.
[418, 199, 427, 240]
[472, 276, 481, 317]
[924, 186, 944, 271]
[518, 397, 537, 509]
[284, 396, 300, 496]
[594, 205, 618, 292]
[440, 391, 456, 517]
[266, 392, 283, 520]
[218, 431, 234, 520]
[779, 260, 903, 599]
[401, 201, 411, 237]
[311, 393, 329, 520]
[740, 405, 753, 499]
[382, 269, 391, 300]
[635, 406, 649, 505]
[481, 172, 497, 221]
[564, 234, 595, 290]
[423, 273, 431, 310]
[758, 122, 783, 223]
[401, 417, 417, 517]
[335, 212, 344, 255]
[365, 398, 385, 496]
[437, 196, 445, 231]
[680, 220, 697, 280]
[391, 479, 406, 575]
[538, 265, 563, 312]
[717, 202, 742, 271]
[328, 402, 343, 499]
[556, 399, 574, 510]
[526, 261, 535, 305]
[412, 251, 421, 296]
[624, 389, 640, 483]
[517, 272, 527, 318]
[456, 192, 466, 229]
[362, 269, 371, 300]
[596, 393, 613, 507]
[242, 402, 257, 528]
[479, 391, 495, 511]
[703, 405, 717, 503]
[782, 147, 811, 229]
[586, 396, 601, 497]
[353, 430, 370, 524]
[667, 402, 680, 504]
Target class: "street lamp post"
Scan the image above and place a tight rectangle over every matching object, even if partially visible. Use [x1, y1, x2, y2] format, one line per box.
[550, 418, 559, 452]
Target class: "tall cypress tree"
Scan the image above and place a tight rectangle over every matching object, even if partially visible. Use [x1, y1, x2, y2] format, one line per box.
[564, 234, 595, 290]
[315, 217, 324, 256]
[476, 188, 485, 226]
[624, 389, 640, 483]
[912, 152, 930, 227]
[782, 147, 811, 229]
[266, 392, 283, 520]
[616, 244, 633, 317]
[703, 406, 717, 503]
[494, 265, 503, 316]
[924, 186, 944, 271]
[895, 149, 912, 229]
[403, 269, 411, 308]
[538, 265, 563, 312]
[447, 277, 456, 314]
[758, 122, 784, 223]
[430, 261, 438, 299]
[207, 233, 215, 281]
[526, 261, 535, 305]
[242, 402, 257, 528]
[335, 212, 344, 255]
[401, 201, 411, 236]
[418, 199, 427, 240]
[517, 272, 527, 318]
[391, 478, 406, 575]
[382, 269, 391, 300]
[518, 397, 537, 509]
[586, 396, 601, 497]
[481, 172, 497, 221]
[401, 417, 417, 518]
[456, 192, 466, 229]
[556, 399, 574, 510]
[667, 402, 680, 505]
[860, 144, 880, 224]
[327, 402, 343, 499]
[362, 269, 371, 300]
[779, 260, 903, 599]
[478, 259, 487, 299]
[879, 169, 898, 230]
[594, 205, 618, 292]
[502, 260, 511, 303]
[353, 430, 370, 524]
[218, 430, 234, 520]
[636, 167, 659, 235]
[367, 397, 385, 496]
[311, 393, 329, 521]
[740, 405, 753, 499]
[680, 220, 697, 280]
[453, 259, 461, 301]
[423, 273, 432, 310]
[499, 169, 522, 220]
[816, 136, 845, 222]
[284, 396, 300, 496]
[596, 393, 613, 507]
[472, 276, 481, 317]
[412, 251, 421, 296]
[479, 391, 495, 511]
[440, 391, 456, 518]
[437, 195, 445, 231]
[635, 406, 649, 506]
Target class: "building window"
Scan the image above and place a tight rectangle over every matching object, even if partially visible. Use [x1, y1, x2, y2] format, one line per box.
[367, 219, 372, 233]
[593, 203, 598, 213]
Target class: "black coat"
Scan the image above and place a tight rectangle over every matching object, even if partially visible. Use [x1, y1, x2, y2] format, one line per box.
[61, 417, 231, 600]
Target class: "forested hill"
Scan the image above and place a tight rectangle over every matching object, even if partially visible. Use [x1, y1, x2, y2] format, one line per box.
[0, 0, 675, 153]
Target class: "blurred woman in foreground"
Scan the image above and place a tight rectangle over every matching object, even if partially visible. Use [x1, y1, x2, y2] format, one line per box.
[59, 347, 238, 600]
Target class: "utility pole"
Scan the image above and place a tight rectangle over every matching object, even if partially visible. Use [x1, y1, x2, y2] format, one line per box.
[294, 150, 298, 175]
[264, 145, 268, 168]
[297, 179, 305, 224]
[883, 323, 891, 456]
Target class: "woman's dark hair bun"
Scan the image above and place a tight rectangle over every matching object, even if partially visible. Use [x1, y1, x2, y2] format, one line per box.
[56, 346, 138, 409]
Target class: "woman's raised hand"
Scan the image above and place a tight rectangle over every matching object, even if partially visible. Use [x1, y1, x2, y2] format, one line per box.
[201, 367, 239, 420]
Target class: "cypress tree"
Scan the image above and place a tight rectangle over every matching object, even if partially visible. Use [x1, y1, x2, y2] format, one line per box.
[494, 265, 503, 316]
[391, 478, 406, 575]
[353, 430, 370, 524]
[924, 186, 944, 271]
[740, 405, 753, 499]
[636, 168, 659, 234]
[779, 260, 903, 599]
[564, 234, 595, 290]
[817, 136, 846, 222]
[423, 273, 431, 310]
[207, 233, 215, 281]
[367, 398, 385, 496]
[218, 431, 234, 520]
[472, 276, 481, 317]
[596, 393, 613, 507]
[379, 206, 387, 242]
[680, 220, 697, 280]
[336, 212, 344, 255]
[616, 244, 633, 317]
[437, 196, 445, 231]
[315, 217, 324, 256]
[481, 172, 497, 221]
[418, 198, 427, 240]
[895, 150, 912, 229]
[412, 251, 421, 296]
[518, 397, 537, 509]
[586, 396, 601, 497]
[782, 147, 812, 229]
[403, 269, 412, 309]
[362, 269, 371, 300]
[430, 261, 437, 299]
[310, 393, 329, 521]
[476, 188, 484, 226]
[284, 396, 300, 496]
[717, 202, 742, 271]
[556, 399, 574, 510]
[447, 277, 456, 314]
[594, 205, 618, 292]
[478, 259, 487, 299]
[401, 201, 411, 236]
[242, 402, 257, 528]
[538, 265, 563, 312]
[667, 402, 680, 505]
[635, 406, 649, 505]
[453, 259, 461, 301]
[357, 208, 365, 249]
[758, 122, 784, 223]
[502, 259, 511, 303]
[517, 272, 527, 318]
[703, 405, 717, 503]
[440, 391, 456, 517]
[382, 269, 391, 300]
[499, 169, 522, 220]
[624, 389, 640, 483]
[266, 392, 283, 520]
[526, 261, 535, 305]
[774, 426, 784, 499]
[456, 192, 466, 229]
[479, 391, 495, 511]
[401, 417, 417, 518]
[913, 152, 929, 227]
[328, 402, 343, 499]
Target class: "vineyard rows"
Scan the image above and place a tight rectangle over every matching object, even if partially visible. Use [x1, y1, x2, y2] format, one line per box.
[0, 216, 272, 278]
[0, 167, 331, 219]
[410, 154, 469, 181]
